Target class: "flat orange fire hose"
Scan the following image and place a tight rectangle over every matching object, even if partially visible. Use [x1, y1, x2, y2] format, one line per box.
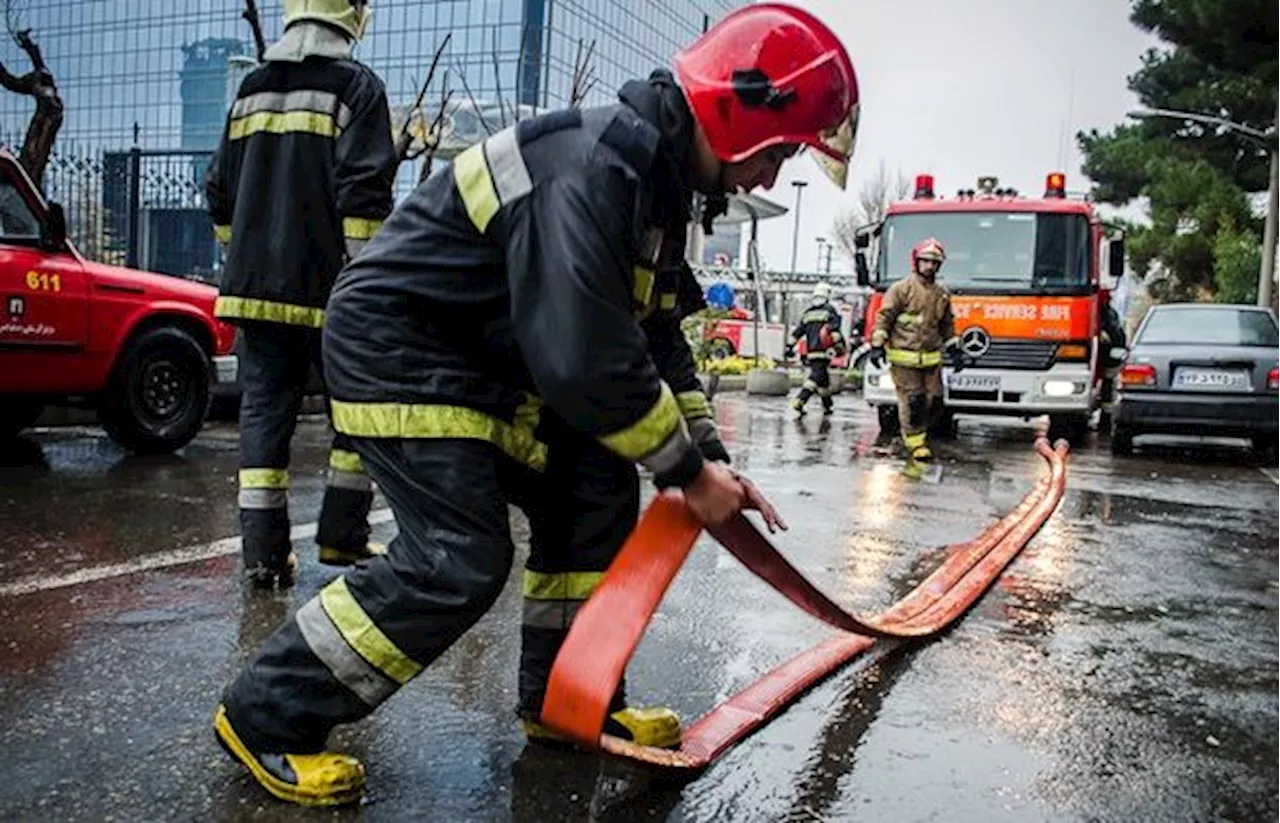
[541, 438, 1069, 770]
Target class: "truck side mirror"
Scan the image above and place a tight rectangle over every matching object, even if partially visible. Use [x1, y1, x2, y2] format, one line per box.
[854, 231, 870, 250]
[855, 251, 870, 287]
[41, 201, 67, 251]
[1108, 237, 1125, 280]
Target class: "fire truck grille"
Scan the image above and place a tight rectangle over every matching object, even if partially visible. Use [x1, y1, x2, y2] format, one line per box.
[947, 339, 1057, 370]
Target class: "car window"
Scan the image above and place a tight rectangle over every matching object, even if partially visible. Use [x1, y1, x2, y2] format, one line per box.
[1139, 307, 1279, 346]
[0, 178, 41, 241]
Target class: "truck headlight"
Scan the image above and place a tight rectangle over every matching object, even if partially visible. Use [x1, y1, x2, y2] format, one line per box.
[1042, 380, 1085, 397]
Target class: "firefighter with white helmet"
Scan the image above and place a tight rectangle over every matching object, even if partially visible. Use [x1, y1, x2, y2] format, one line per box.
[787, 281, 845, 416]
[206, 0, 397, 587]
[867, 237, 963, 465]
[213, 3, 857, 805]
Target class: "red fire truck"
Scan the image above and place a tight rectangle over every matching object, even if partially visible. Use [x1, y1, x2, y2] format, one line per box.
[855, 172, 1126, 443]
[0, 149, 237, 452]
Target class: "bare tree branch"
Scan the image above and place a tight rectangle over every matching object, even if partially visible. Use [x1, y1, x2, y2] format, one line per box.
[491, 27, 508, 129]
[0, 2, 62, 185]
[396, 33, 450, 161]
[242, 0, 267, 63]
[454, 60, 494, 136]
[513, 22, 529, 119]
[831, 160, 911, 262]
[568, 38, 597, 109]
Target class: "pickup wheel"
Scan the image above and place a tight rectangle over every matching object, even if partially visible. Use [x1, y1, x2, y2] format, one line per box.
[0, 400, 43, 437]
[100, 327, 210, 454]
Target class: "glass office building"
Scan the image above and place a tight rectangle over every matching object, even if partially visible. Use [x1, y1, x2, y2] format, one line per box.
[0, 0, 741, 151]
[0, 0, 741, 274]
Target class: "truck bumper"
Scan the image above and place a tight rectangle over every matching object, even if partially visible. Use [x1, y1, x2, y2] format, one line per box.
[862, 364, 1093, 417]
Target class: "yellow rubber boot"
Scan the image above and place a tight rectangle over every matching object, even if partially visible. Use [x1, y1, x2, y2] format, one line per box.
[318, 541, 386, 567]
[214, 705, 365, 807]
[521, 705, 682, 749]
[910, 444, 934, 463]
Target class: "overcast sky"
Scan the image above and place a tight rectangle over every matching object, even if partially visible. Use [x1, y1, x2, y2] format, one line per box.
[750, 0, 1160, 272]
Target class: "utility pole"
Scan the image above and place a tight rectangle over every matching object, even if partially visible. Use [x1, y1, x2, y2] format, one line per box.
[789, 179, 807, 274]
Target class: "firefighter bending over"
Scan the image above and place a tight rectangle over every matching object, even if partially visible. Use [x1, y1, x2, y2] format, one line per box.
[206, 0, 397, 587]
[211, 4, 859, 807]
[868, 237, 961, 464]
[787, 281, 845, 417]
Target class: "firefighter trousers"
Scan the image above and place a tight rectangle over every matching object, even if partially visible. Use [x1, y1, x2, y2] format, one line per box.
[890, 364, 943, 452]
[236, 322, 372, 573]
[220, 418, 639, 754]
[795, 357, 834, 412]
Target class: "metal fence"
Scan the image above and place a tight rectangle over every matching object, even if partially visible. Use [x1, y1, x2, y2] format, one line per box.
[3, 134, 218, 280]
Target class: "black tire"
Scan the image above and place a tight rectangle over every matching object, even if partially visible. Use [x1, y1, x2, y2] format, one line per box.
[0, 400, 44, 437]
[876, 404, 900, 437]
[1110, 420, 1135, 457]
[100, 326, 210, 454]
[1250, 432, 1278, 460]
[1049, 415, 1090, 446]
[705, 337, 736, 360]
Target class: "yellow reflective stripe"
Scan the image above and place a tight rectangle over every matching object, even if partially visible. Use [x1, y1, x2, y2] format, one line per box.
[239, 468, 289, 489]
[898, 312, 923, 326]
[659, 292, 677, 310]
[802, 309, 829, 323]
[633, 265, 656, 308]
[319, 578, 422, 685]
[342, 216, 382, 240]
[214, 224, 231, 243]
[214, 296, 325, 328]
[522, 569, 605, 601]
[903, 431, 928, 449]
[887, 348, 942, 367]
[329, 449, 364, 473]
[676, 390, 712, 420]
[599, 382, 680, 461]
[453, 143, 500, 233]
[228, 110, 339, 141]
[330, 400, 547, 471]
[870, 330, 888, 347]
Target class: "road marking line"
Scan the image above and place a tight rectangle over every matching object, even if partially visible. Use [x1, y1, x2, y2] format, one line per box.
[0, 509, 395, 597]
[1260, 466, 1279, 486]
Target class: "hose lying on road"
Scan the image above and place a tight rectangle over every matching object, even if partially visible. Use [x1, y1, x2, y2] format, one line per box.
[541, 437, 1070, 770]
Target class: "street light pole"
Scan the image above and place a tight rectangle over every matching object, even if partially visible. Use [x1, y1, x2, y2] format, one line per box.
[789, 180, 807, 274]
[1259, 102, 1280, 309]
[1129, 107, 1278, 307]
[815, 236, 826, 273]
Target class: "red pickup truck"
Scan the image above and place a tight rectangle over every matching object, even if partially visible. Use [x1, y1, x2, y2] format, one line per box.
[0, 149, 237, 453]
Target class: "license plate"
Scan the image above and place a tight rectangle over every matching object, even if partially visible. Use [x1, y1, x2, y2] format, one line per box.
[1173, 368, 1250, 390]
[948, 374, 1000, 391]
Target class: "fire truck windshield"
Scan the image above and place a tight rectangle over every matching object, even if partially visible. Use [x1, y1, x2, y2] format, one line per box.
[876, 212, 1091, 294]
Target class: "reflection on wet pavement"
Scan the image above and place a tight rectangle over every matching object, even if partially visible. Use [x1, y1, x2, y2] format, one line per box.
[0, 401, 1274, 821]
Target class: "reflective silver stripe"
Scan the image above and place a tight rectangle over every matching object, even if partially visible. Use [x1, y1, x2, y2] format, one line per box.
[328, 467, 373, 492]
[687, 417, 720, 446]
[238, 488, 288, 509]
[522, 599, 584, 630]
[483, 127, 533, 205]
[802, 379, 820, 392]
[639, 418, 694, 477]
[231, 89, 352, 129]
[295, 598, 396, 707]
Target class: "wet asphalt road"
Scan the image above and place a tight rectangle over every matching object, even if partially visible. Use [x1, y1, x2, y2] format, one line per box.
[0, 395, 1275, 822]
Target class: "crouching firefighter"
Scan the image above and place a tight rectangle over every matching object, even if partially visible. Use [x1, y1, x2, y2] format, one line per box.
[788, 281, 845, 417]
[212, 3, 859, 806]
[205, 0, 398, 587]
[867, 237, 960, 465]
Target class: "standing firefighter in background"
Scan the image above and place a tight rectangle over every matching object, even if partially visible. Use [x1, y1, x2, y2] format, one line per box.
[868, 237, 961, 465]
[212, 4, 859, 806]
[787, 281, 845, 417]
[206, 0, 397, 587]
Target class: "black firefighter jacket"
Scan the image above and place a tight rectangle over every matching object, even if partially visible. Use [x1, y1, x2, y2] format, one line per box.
[322, 72, 727, 487]
[206, 55, 397, 328]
